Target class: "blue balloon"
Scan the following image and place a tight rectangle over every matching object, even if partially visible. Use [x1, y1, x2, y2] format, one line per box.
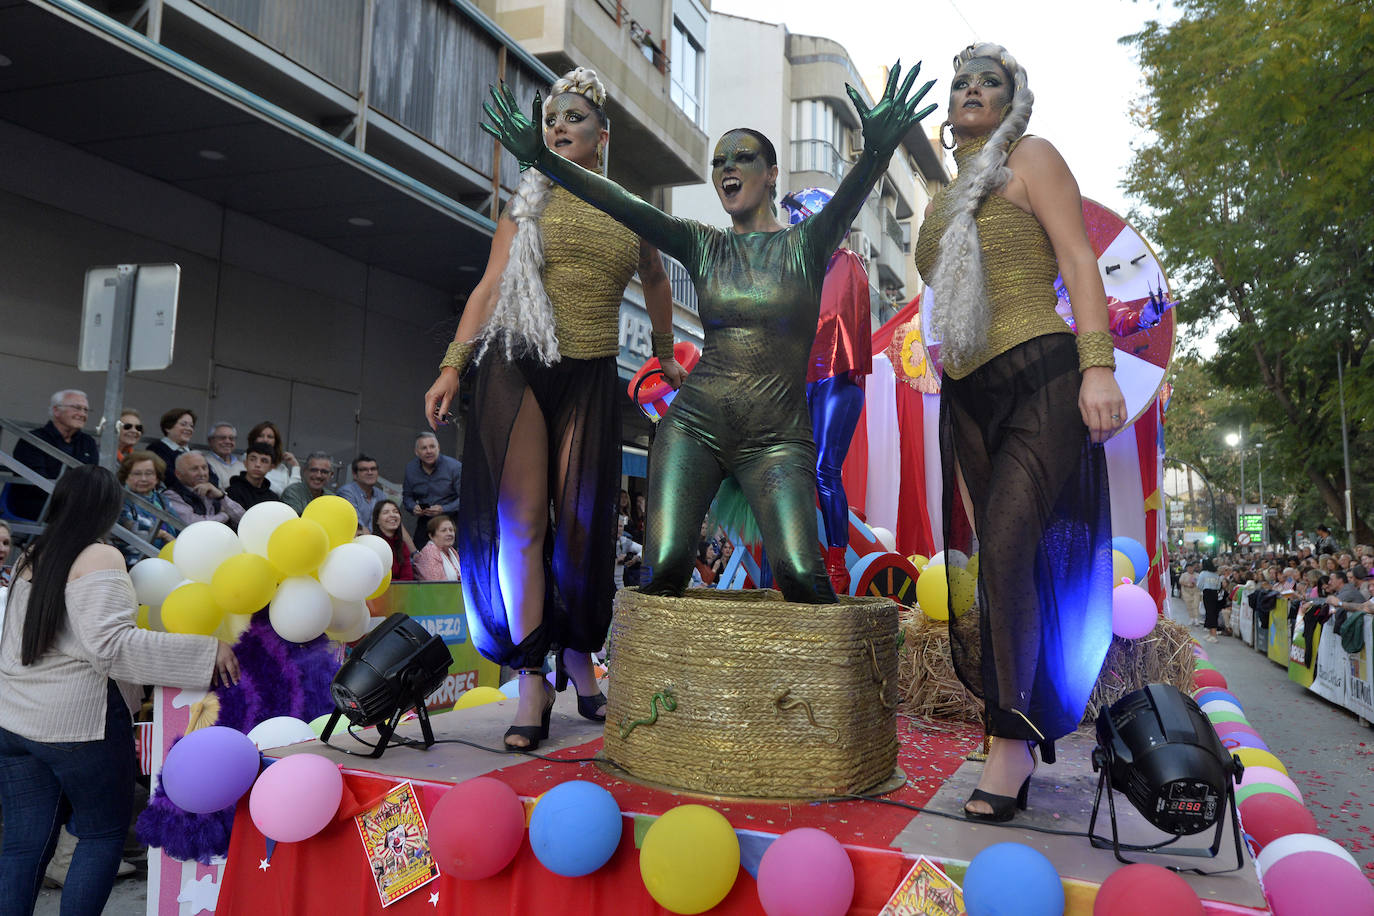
[1193, 689, 1243, 712]
[963, 842, 1064, 916]
[528, 780, 622, 877]
[1112, 536, 1150, 584]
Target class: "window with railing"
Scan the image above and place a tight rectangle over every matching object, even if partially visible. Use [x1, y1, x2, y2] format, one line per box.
[791, 139, 846, 182]
[663, 254, 698, 313]
[670, 18, 703, 125]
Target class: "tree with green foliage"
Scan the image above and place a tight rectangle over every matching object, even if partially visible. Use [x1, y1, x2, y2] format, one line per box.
[1124, 0, 1374, 544]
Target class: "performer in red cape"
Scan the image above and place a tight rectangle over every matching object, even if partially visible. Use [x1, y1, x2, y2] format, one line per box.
[782, 188, 873, 595]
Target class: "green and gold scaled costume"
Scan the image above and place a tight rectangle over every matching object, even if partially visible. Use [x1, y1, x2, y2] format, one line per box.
[482, 69, 933, 603]
[527, 151, 898, 603]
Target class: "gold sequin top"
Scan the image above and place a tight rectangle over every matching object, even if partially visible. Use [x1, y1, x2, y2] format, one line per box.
[914, 135, 1070, 379]
[541, 185, 640, 359]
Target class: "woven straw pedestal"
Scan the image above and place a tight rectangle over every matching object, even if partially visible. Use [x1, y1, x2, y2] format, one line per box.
[603, 588, 900, 799]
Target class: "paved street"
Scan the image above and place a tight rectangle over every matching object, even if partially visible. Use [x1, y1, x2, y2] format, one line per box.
[1163, 596, 1374, 879]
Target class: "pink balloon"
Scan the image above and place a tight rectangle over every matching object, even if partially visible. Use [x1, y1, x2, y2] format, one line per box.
[757, 828, 855, 916]
[1211, 721, 1260, 739]
[248, 754, 343, 842]
[1112, 583, 1158, 639]
[1264, 851, 1374, 915]
[1238, 766, 1302, 802]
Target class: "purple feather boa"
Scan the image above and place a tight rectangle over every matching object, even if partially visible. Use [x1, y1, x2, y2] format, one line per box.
[137, 611, 341, 862]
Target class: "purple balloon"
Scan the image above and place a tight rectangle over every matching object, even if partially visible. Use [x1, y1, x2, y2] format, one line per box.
[1212, 722, 1262, 743]
[1221, 731, 1270, 751]
[161, 726, 262, 814]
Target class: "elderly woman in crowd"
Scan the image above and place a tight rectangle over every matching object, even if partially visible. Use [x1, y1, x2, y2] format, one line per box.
[414, 515, 461, 581]
[113, 409, 144, 465]
[116, 451, 176, 567]
[244, 421, 300, 495]
[146, 409, 197, 482]
[0, 465, 238, 915]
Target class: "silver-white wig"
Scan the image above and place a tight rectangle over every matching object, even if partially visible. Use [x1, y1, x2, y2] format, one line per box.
[929, 43, 1034, 369]
[475, 68, 608, 366]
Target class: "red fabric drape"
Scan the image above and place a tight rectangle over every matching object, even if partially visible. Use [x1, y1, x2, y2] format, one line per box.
[894, 385, 935, 558]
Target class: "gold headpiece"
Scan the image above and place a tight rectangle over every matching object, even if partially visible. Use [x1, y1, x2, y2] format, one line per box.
[549, 67, 606, 109]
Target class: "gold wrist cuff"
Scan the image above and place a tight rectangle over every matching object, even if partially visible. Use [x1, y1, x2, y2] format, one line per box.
[441, 340, 475, 374]
[651, 331, 676, 364]
[1076, 331, 1116, 372]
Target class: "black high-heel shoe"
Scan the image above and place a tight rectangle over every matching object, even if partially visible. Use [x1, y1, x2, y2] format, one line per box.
[964, 742, 1036, 822]
[504, 669, 554, 753]
[555, 650, 608, 722]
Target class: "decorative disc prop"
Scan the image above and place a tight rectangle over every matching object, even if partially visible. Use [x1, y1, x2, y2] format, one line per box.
[849, 552, 920, 605]
[920, 197, 1175, 433]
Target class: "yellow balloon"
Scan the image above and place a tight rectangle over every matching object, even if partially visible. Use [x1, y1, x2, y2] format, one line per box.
[640, 805, 740, 915]
[1112, 549, 1136, 586]
[266, 518, 330, 577]
[302, 495, 360, 549]
[367, 569, 392, 601]
[917, 565, 951, 620]
[216, 613, 254, 643]
[907, 554, 929, 570]
[210, 553, 278, 615]
[949, 566, 976, 617]
[161, 582, 225, 636]
[967, 552, 980, 582]
[1234, 747, 1288, 776]
[158, 540, 175, 562]
[453, 686, 506, 710]
[136, 605, 151, 630]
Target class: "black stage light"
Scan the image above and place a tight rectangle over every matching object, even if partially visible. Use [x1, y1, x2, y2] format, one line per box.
[320, 613, 452, 759]
[1089, 683, 1245, 871]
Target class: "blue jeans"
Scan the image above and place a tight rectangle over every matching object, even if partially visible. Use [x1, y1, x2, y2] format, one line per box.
[0, 681, 135, 916]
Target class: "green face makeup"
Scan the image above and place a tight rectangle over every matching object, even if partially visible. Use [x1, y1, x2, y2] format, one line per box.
[711, 131, 773, 212]
[543, 93, 602, 162]
[950, 57, 1012, 114]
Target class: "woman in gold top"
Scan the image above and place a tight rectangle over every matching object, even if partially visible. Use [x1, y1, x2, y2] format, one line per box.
[423, 68, 684, 752]
[914, 43, 1126, 822]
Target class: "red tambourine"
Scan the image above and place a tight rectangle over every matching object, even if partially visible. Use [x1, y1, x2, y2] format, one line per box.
[628, 341, 701, 422]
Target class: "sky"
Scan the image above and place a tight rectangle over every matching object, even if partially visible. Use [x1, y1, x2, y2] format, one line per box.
[710, 0, 1180, 222]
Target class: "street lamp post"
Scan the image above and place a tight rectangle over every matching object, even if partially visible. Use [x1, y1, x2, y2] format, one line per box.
[1226, 430, 1247, 550]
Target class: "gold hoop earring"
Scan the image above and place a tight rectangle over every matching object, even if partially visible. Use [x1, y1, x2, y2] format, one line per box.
[940, 121, 956, 150]
[596, 143, 605, 172]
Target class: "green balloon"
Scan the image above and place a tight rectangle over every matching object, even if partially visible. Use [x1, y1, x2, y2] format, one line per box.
[1207, 711, 1250, 726]
[1194, 660, 1218, 671]
[1235, 782, 1299, 806]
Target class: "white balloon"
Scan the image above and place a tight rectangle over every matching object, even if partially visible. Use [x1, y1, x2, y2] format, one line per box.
[1200, 699, 1243, 718]
[268, 577, 333, 643]
[318, 543, 385, 601]
[172, 521, 243, 583]
[130, 558, 184, 607]
[870, 526, 897, 552]
[325, 598, 369, 643]
[246, 716, 318, 751]
[238, 502, 299, 557]
[1256, 833, 1359, 877]
[353, 535, 393, 575]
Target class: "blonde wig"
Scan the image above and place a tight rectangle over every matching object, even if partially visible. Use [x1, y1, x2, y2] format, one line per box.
[475, 68, 609, 366]
[928, 43, 1034, 369]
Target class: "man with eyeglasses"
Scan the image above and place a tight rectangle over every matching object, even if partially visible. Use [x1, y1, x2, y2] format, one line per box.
[282, 452, 337, 514]
[337, 454, 387, 533]
[201, 421, 245, 487]
[6, 389, 99, 520]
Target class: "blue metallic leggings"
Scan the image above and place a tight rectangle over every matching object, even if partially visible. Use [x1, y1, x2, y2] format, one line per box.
[807, 375, 865, 548]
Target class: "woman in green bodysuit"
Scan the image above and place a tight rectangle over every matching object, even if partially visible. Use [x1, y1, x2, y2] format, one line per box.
[482, 64, 936, 603]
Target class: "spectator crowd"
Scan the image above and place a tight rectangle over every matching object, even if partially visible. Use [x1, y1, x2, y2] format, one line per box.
[1, 389, 475, 584]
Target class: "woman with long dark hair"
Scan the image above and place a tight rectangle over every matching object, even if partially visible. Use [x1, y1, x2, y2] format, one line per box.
[0, 465, 238, 914]
[915, 43, 1125, 822]
[372, 499, 415, 582]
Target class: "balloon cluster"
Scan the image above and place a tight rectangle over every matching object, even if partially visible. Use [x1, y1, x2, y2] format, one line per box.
[159, 726, 343, 845]
[129, 497, 390, 645]
[1188, 647, 1374, 914]
[912, 549, 977, 622]
[427, 778, 857, 916]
